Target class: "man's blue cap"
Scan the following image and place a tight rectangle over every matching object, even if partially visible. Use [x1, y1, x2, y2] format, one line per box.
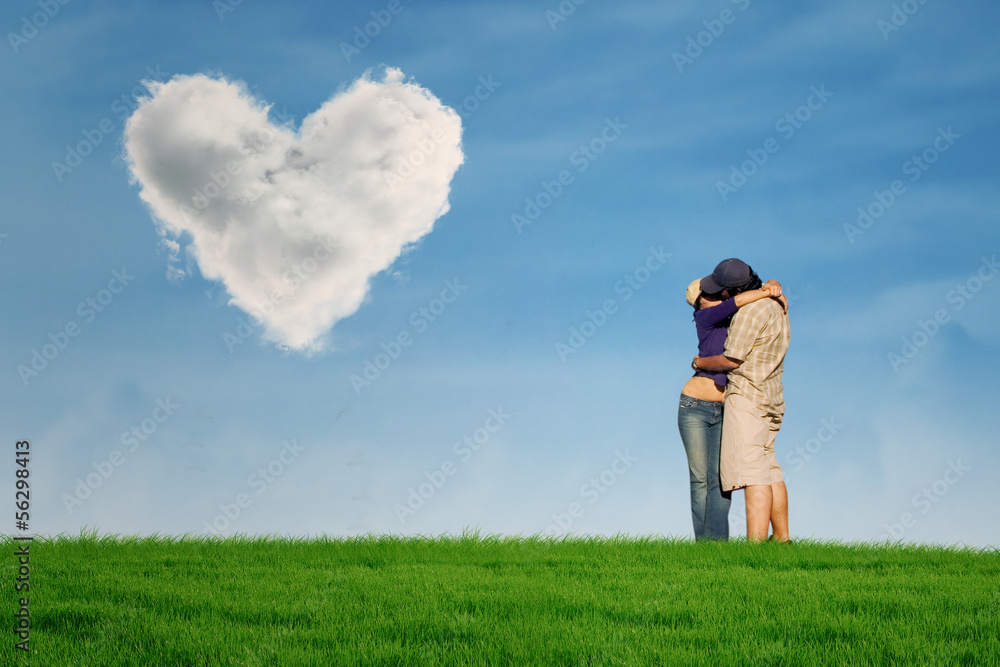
[700, 258, 753, 294]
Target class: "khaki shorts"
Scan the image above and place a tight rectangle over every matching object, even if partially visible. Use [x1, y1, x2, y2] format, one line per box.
[720, 392, 784, 491]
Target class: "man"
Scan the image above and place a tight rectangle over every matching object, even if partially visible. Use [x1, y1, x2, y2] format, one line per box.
[693, 258, 791, 542]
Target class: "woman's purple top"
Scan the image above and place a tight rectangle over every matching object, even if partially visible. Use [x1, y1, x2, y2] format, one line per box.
[692, 298, 739, 387]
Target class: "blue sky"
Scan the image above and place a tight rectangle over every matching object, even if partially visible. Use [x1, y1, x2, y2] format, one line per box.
[2, 0, 998, 547]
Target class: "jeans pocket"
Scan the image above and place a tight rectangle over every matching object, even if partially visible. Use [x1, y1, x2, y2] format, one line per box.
[679, 395, 698, 410]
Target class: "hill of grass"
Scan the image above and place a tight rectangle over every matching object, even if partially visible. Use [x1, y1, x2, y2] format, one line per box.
[2, 532, 998, 665]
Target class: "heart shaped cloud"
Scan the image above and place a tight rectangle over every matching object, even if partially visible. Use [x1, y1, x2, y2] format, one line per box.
[124, 67, 463, 351]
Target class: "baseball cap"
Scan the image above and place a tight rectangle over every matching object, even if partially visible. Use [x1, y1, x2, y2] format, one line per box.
[685, 279, 701, 306]
[699, 258, 753, 294]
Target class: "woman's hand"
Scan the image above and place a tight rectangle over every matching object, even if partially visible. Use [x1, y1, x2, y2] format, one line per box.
[763, 280, 788, 312]
[776, 293, 789, 312]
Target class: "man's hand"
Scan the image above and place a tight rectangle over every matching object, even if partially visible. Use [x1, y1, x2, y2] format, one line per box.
[696, 354, 742, 372]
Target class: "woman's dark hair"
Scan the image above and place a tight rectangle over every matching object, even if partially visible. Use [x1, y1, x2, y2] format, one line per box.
[693, 290, 724, 312]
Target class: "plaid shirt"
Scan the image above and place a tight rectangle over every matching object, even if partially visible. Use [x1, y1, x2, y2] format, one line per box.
[723, 298, 790, 415]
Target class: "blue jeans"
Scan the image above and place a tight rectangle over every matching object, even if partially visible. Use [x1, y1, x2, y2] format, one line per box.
[678, 394, 731, 540]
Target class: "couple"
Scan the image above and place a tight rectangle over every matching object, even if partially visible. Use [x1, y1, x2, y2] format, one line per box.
[678, 258, 791, 542]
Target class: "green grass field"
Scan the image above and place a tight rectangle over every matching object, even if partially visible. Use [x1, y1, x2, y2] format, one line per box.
[3, 531, 998, 666]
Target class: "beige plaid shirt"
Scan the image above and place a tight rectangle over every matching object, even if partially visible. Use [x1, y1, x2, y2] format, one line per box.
[723, 298, 790, 415]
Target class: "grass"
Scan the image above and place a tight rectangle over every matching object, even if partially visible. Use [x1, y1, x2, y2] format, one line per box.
[2, 530, 998, 666]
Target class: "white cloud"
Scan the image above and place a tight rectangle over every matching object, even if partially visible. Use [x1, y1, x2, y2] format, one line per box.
[124, 67, 464, 351]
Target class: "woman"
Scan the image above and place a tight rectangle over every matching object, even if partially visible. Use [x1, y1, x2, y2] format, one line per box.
[678, 276, 782, 540]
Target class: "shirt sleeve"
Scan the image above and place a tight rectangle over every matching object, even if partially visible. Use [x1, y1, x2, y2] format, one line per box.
[724, 302, 769, 361]
[693, 297, 739, 329]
